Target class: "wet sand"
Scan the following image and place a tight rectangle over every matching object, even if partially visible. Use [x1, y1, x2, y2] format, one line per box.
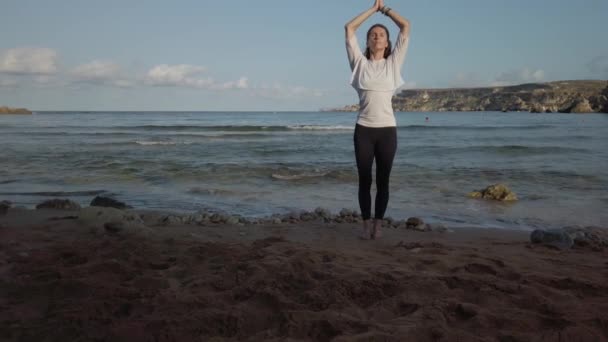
[1, 208, 607, 341]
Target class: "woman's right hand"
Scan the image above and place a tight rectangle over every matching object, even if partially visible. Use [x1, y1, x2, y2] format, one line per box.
[373, 0, 384, 11]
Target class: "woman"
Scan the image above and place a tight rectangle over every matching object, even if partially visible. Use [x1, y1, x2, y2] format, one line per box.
[345, 0, 410, 239]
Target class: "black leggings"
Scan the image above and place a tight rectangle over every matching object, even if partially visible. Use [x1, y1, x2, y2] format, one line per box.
[353, 124, 397, 220]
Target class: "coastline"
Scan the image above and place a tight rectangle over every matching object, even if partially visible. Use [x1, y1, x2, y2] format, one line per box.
[2, 205, 607, 340]
[324, 80, 608, 113]
[0, 106, 32, 115]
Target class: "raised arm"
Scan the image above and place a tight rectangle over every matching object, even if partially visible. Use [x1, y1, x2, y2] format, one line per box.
[381, 6, 411, 37]
[345, 0, 383, 39]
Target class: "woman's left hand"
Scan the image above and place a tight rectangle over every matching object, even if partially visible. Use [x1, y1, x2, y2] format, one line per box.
[373, 0, 384, 11]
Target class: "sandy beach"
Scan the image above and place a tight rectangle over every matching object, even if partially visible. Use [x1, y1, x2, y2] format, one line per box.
[1, 205, 607, 341]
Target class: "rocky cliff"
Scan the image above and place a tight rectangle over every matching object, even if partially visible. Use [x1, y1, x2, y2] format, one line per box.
[0, 106, 32, 114]
[330, 80, 608, 113]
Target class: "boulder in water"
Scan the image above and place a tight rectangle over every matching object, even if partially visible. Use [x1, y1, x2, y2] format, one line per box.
[90, 196, 132, 209]
[468, 184, 517, 201]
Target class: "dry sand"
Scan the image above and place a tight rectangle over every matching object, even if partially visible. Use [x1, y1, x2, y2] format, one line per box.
[1, 208, 607, 341]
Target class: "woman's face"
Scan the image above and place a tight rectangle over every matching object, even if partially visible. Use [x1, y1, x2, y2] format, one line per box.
[367, 27, 389, 54]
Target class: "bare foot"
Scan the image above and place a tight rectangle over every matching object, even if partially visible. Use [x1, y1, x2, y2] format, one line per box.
[359, 220, 372, 240]
[371, 220, 383, 239]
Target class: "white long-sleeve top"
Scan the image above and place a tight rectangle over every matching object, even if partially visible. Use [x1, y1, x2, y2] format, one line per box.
[346, 32, 409, 127]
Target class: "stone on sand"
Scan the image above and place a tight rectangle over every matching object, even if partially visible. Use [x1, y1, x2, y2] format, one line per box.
[79, 206, 147, 235]
[36, 199, 81, 210]
[1, 200, 13, 215]
[530, 229, 574, 249]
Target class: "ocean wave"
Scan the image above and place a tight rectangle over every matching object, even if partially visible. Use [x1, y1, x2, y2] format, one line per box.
[271, 172, 325, 180]
[271, 169, 356, 181]
[472, 145, 586, 155]
[3, 124, 553, 136]
[134, 140, 195, 146]
[187, 187, 238, 196]
[0, 190, 106, 196]
[397, 124, 553, 131]
[287, 125, 354, 131]
[107, 125, 354, 132]
[415, 145, 587, 156]
[0, 131, 134, 136]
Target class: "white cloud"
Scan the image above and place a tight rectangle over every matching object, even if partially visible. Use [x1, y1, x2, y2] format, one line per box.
[69, 60, 132, 87]
[144, 64, 248, 91]
[449, 68, 545, 88]
[492, 68, 544, 86]
[71, 60, 120, 80]
[210, 77, 249, 90]
[0, 47, 58, 74]
[145, 64, 209, 87]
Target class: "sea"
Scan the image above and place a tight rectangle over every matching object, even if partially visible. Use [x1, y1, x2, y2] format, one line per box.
[1, 111, 606, 230]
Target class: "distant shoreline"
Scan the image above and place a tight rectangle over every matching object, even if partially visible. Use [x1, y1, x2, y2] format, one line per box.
[326, 80, 608, 113]
[0, 106, 32, 115]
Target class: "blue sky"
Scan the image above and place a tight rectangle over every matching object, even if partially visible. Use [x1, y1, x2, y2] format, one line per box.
[1, 0, 607, 111]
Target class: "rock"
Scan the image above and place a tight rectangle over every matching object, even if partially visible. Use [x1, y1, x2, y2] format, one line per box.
[135, 210, 170, 226]
[468, 184, 517, 201]
[0, 106, 32, 114]
[414, 224, 432, 232]
[530, 229, 574, 249]
[161, 215, 183, 225]
[300, 212, 316, 221]
[428, 223, 449, 233]
[188, 214, 203, 224]
[283, 211, 302, 222]
[331, 81, 607, 113]
[210, 213, 223, 224]
[406, 217, 424, 228]
[563, 226, 608, 250]
[104, 222, 124, 233]
[90, 196, 132, 209]
[0, 200, 12, 215]
[226, 216, 240, 225]
[314, 207, 332, 219]
[385, 216, 394, 226]
[599, 84, 608, 113]
[79, 207, 147, 235]
[339, 208, 353, 217]
[564, 97, 594, 113]
[36, 199, 81, 210]
[405, 217, 431, 231]
[530, 105, 545, 113]
[272, 218, 282, 224]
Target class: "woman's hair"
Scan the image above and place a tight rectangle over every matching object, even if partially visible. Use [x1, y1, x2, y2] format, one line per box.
[364, 24, 392, 59]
